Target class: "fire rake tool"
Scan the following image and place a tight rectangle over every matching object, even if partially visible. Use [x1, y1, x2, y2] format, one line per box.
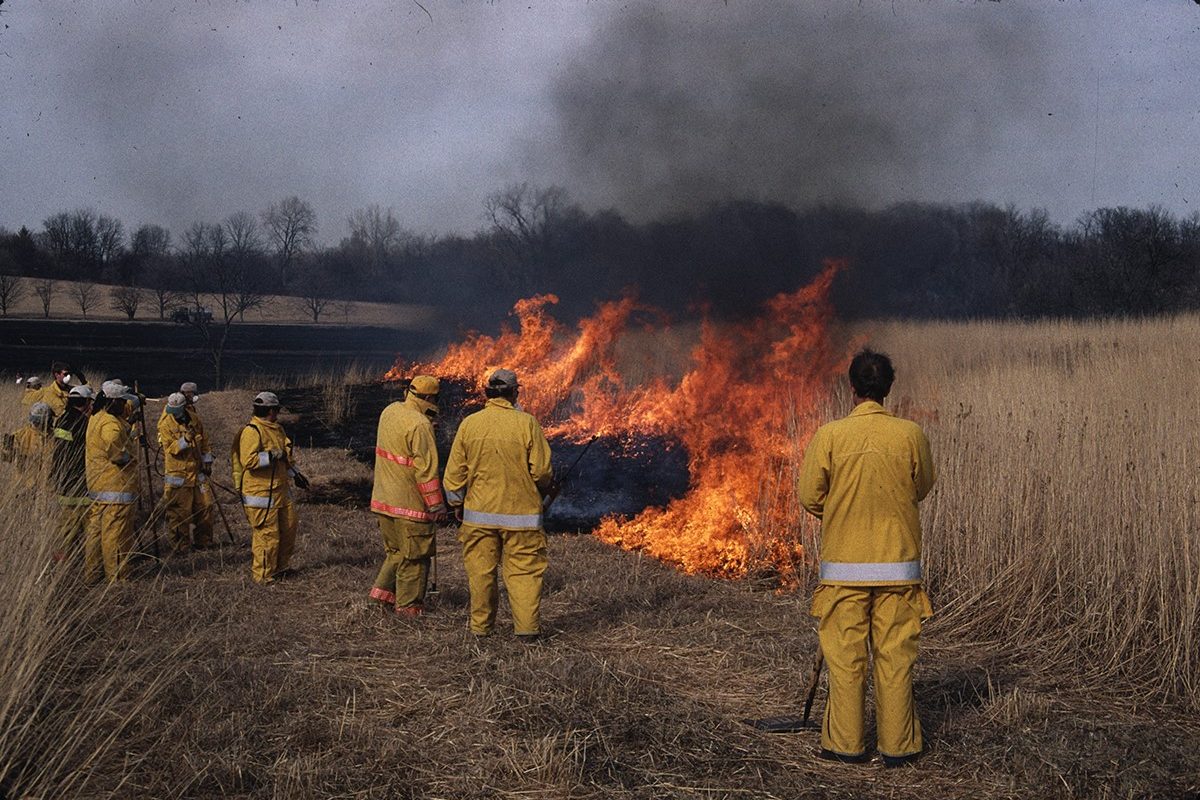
[133, 383, 162, 559]
[743, 643, 825, 733]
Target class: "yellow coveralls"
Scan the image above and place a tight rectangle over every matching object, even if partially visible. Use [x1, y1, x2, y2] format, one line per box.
[237, 417, 298, 584]
[84, 409, 140, 583]
[369, 394, 444, 612]
[444, 398, 553, 636]
[157, 410, 213, 553]
[38, 381, 70, 419]
[51, 408, 91, 564]
[797, 400, 936, 761]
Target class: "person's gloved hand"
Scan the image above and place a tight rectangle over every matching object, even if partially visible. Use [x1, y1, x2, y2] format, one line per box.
[428, 502, 448, 522]
[269, 448, 286, 463]
[293, 472, 310, 490]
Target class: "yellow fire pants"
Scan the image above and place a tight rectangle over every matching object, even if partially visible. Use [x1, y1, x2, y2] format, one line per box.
[84, 502, 136, 583]
[459, 525, 546, 636]
[370, 515, 436, 610]
[57, 496, 91, 563]
[811, 583, 932, 759]
[163, 484, 215, 552]
[244, 501, 297, 584]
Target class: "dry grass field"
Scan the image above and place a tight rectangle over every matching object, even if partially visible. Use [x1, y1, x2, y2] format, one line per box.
[1, 315, 1198, 798]
[1, 279, 434, 328]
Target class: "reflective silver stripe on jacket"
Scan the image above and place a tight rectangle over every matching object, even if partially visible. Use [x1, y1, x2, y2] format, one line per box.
[256, 452, 271, 468]
[202, 452, 214, 464]
[819, 560, 922, 583]
[445, 488, 465, 504]
[461, 509, 542, 529]
[164, 475, 187, 488]
[89, 491, 137, 504]
[242, 494, 277, 509]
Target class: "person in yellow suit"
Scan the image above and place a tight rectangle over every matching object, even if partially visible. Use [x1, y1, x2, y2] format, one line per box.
[444, 369, 554, 639]
[157, 392, 206, 555]
[84, 381, 142, 583]
[797, 349, 936, 768]
[20, 376, 43, 411]
[11, 401, 53, 463]
[368, 375, 447, 616]
[38, 361, 77, 419]
[51, 386, 94, 564]
[168, 382, 215, 548]
[235, 392, 307, 584]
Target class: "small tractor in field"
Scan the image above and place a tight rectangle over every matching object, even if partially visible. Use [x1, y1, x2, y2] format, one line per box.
[171, 307, 214, 325]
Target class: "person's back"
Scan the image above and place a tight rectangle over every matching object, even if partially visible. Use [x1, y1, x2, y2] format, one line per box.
[801, 403, 935, 583]
[797, 349, 935, 768]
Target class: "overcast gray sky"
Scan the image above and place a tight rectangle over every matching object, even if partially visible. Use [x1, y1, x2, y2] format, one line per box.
[1, 1, 1196, 244]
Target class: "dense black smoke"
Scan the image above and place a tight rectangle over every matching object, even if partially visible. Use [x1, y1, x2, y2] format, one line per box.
[544, 3, 1054, 221]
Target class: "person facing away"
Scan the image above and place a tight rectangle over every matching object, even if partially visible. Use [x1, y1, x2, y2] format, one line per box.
[368, 374, 447, 617]
[234, 391, 306, 584]
[443, 368, 554, 640]
[797, 349, 936, 768]
[178, 381, 216, 547]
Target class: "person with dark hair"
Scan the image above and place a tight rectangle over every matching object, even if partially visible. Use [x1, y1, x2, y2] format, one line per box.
[797, 348, 936, 767]
[234, 392, 304, 584]
[444, 369, 554, 639]
[40, 361, 83, 418]
[368, 375, 447, 617]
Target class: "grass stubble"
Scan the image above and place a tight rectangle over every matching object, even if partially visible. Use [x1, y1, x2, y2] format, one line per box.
[1, 316, 1199, 798]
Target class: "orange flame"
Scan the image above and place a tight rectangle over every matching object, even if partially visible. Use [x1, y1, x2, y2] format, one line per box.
[390, 259, 848, 583]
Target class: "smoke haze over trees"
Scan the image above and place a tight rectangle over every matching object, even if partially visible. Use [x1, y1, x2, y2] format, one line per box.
[1, 191, 1199, 327]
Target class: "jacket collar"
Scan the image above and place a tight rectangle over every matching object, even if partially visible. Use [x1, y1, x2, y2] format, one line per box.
[849, 400, 891, 417]
[486, 397, 516, 410]
[250, 416, 283, 432]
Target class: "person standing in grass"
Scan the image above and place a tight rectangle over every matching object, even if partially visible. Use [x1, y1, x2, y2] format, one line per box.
[157, 393, 206, 555]
[444, 369, 554, 640]
[84, 382, 141, 583]
[368, 375, 447, 617]
[234, 392, 306, 584]
[51, 386, 94, 563]
[797, 349, 936, 768]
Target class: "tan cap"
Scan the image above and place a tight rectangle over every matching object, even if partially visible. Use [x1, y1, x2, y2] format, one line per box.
[409, 375, 440, 395]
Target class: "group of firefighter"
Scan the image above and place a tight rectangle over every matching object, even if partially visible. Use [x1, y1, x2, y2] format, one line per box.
[8, 351, 936, 768]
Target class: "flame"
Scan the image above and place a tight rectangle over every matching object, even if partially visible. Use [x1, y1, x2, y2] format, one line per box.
[391, 259, 848, 583]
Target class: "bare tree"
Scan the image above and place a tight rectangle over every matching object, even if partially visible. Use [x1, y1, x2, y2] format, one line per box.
[484, 183, 571, 292]
[261, 196, 316, 288]
[71, 282, 101, 318]
[292, 267, 334, 322]
[0, 272, 27, 316]
[110, 285, 144, 320]
[347, 204, 402, 279]
[95, 215, 125, 276]
[224, 211, 266, 321]
[335, 297, 355, 322]
[183, 221, 267, 387]
[33, 279, 56, 318]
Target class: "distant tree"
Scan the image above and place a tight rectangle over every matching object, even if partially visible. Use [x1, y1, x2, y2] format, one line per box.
[347, 204, 402, 280]
[484, 183, 571, 293]
[125, 222, 173, 284]
[110, 284, 144, 320]
[33, 278, 55, 318]
[335, 297, 355, 322]
[0, 270, 27, 316]
[261, 196, 316, 288]
[182, 221, 267, 387]
[224, 211, 266, 320]
[292, 266, 334, 322]
[71, 281, 101, 318]
[95, 215, 125, 276]
[146, 264, 187, 320]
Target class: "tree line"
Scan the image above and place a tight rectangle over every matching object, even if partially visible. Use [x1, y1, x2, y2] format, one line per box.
[2, 188, 1198, 325]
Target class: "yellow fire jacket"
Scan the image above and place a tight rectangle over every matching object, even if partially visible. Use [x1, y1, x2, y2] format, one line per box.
[13, 424, 50, 461]
[20, 387, 42, 411]
[157, 411, 201, 488]
[236, 417, 293, 510]
[444, 397, 553, 531]
[370, 395, 444, 522]
[38, 382, 70, 419]
[85, 410, 140, 505]
[797, 401, 936, 586]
